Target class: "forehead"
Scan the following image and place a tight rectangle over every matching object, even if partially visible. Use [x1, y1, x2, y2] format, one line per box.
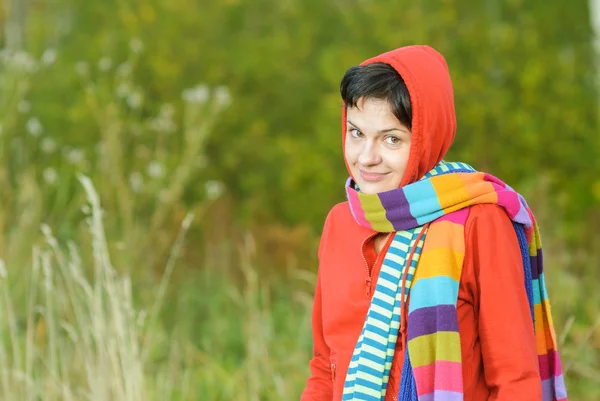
[346, 98, 399, 125]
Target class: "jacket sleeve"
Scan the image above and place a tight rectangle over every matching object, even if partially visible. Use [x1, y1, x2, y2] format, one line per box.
[465, 205, 543, 401]
[300, 213, 334, 401]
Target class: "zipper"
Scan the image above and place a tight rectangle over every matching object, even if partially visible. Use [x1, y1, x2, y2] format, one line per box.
[331, 363, 336, 383]
[362, 232, 393, 297]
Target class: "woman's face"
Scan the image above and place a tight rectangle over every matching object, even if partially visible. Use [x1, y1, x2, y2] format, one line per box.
[344, 97, 412, 194]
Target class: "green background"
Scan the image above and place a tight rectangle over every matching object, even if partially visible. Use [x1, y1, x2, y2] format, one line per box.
[0, 0, 598, 399]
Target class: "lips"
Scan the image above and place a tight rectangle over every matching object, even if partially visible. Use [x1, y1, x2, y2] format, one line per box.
[359, 169, 388, 182]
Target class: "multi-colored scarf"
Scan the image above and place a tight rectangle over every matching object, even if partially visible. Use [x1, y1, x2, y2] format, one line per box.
[342, 161, 567, 401]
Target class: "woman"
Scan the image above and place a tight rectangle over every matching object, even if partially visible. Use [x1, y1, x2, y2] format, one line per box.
[300, 45, 567, 401]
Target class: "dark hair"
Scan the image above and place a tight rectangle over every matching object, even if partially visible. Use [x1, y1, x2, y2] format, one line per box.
[340, 62, 412, 129]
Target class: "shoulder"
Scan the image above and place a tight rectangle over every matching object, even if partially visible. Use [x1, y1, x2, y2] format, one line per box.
[321, 201, 355, 239]
[318, 201, 373, 258]
[465, 204, 515, 235]
[463, 204, 521, 264]
[325, 201, 352, 223]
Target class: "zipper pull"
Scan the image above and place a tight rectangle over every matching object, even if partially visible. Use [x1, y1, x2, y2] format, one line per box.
[331, 363, 336, 382]
[365, 276, 371, 297]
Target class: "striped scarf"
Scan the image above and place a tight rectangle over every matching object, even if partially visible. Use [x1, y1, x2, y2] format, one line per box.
[342, 161, 567, 401]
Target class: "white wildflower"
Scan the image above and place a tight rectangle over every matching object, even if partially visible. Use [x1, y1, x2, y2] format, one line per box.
[205, 180, 225, 200]
[66, 148, 85, 165]
[0, 259, 6, 279]
[148, 103, 177, 133]
[43, 167, 58, 185]
[116, 83, 132, 98]
[98, 57, 112, 72]
[41, 137, 57, 153]
[41, 48, 57, 66]
[128, 172, 144, 193]
[129, 38, 144, 54]
[147, 160, 165, 179]
[75, 61, 90, 76]
[116, 62, 132, 77]
[149, 118, 176, 134]
[182, 84, 209, 105]
[127, 91, 143, 109]
[214, 86, 232, 109]
[12, 51, 37, 72]
[18, 100, 31, 113]
[26, 117, 43, 137]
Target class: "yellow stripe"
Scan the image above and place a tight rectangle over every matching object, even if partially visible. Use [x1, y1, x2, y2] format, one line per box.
[420, 220, 465, 252]
[408, 332, 461, 367]
[414, 248, 464, 282]
[430, 174, 471, 209]
[358, 192, 394, 232]
[461, 173, 498, 201]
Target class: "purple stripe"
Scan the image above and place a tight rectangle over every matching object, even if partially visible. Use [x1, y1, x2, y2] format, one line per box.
[418, 390, 463, 401]
[378, 189, 418, 231]
[407, 305, 459, 341]
[530, 248, 544, 280]
[542, 375, 568, 401]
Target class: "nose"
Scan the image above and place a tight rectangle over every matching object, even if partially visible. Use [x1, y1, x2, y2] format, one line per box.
[357, 139, 381, 166]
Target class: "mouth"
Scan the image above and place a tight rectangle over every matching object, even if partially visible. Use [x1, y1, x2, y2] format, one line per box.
[359, 169, 389, 182]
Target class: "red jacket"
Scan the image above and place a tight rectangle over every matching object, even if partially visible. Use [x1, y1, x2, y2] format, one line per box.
[300, 202, 542, 401]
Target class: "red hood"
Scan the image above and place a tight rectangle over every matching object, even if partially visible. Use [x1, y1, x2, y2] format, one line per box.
[342, 45, 456, 187]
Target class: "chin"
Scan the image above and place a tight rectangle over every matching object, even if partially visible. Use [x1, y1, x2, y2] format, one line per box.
[356, 181, 396, 194]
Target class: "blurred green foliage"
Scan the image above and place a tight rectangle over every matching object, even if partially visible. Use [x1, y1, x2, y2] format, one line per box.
[0, 0, 599, 399]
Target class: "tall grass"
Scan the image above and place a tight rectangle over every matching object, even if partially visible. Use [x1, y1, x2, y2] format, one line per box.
[0, 176, 314, 400]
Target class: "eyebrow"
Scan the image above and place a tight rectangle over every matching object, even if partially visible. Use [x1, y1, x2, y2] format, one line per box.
[347, 120, 405, 134]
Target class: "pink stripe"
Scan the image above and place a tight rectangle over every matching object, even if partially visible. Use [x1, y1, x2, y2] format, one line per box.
[538, 350, 563, 380]
[495, 188, 521, 219]
[483, 173, 507, 188]
[435, 207, 469, 224]
[347, 190, 372, 229]
[413, 361, 463, 395]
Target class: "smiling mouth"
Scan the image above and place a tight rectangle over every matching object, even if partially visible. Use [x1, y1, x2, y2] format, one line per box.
[359, 170, 388, 182]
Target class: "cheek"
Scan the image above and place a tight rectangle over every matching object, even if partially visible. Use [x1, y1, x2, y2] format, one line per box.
[385, 148, 410, 172]
[344, 142, 358, 163]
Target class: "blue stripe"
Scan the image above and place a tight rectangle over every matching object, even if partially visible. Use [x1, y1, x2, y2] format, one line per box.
[392, 233, 412, 246]
[415, 209, 444, 226]
[539, 273, 549, 300]
[364, 323, 390, 339]
[362, 337, 387, 352]
[385, 244, 409, 257]
[352, 391, 379, 400]
[381, 258, 403, 272]
[378, 271, 400, 284]
[404, 180, 441, 219]
[346, 364, 382, 378]
[357, 351, 386, 366]
[371, 297, 394, 311]
[355, 377, 383, 391]
[377, 273, 400, 288]
[374, 285, 396, 299]
[367, 310, 393, 325]
[532, 279, 541, 305]
[408, 277, 459, 311]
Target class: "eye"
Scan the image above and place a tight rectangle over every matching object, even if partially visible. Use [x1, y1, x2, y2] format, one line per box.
[349, 128, 362, 138]
[384, 136, 401, 145]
